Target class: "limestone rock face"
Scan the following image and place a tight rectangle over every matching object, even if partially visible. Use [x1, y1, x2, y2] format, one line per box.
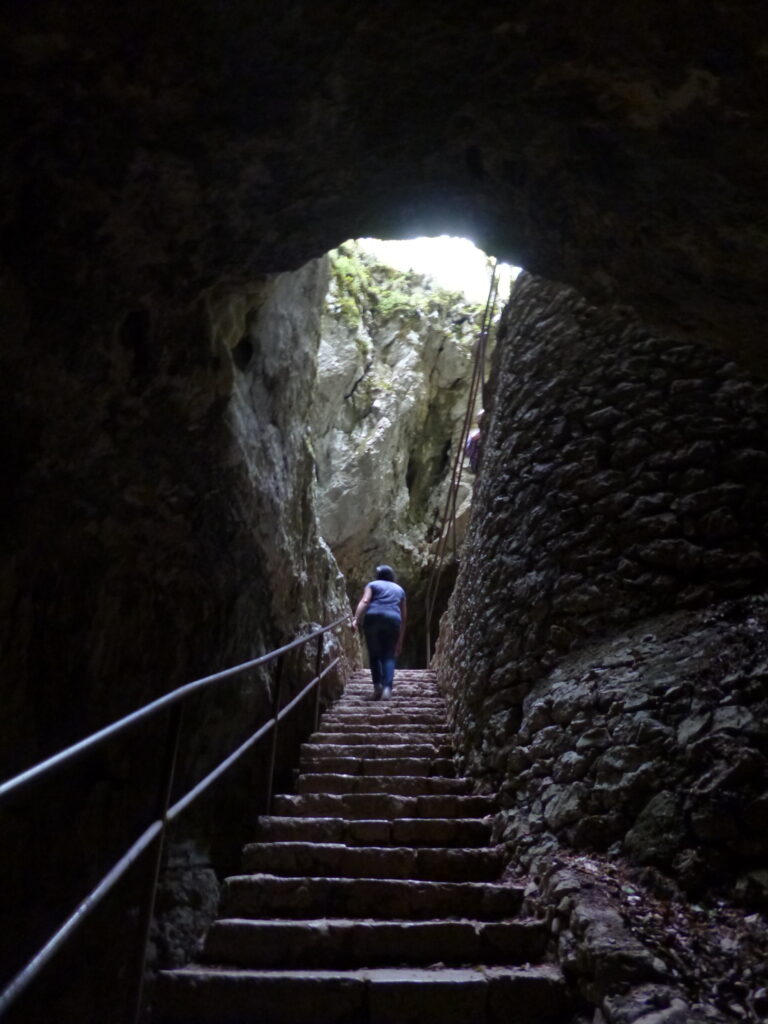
[437, 272, 768, 897]
[4, 259, 352, 777]
[219, 260, 352, 640]
[310, 246, 485, 662]
[3, 259, 356, 1018]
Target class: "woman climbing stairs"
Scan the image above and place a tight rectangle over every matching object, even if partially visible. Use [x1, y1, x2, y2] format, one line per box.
[154, 669, 570, 1023]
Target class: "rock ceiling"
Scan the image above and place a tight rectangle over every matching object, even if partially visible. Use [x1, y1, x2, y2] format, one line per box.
[3, 1, 768, 366]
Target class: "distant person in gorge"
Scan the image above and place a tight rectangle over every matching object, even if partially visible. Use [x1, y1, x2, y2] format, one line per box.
[351, 565, 407, 700]
[466, 409, 485, 474]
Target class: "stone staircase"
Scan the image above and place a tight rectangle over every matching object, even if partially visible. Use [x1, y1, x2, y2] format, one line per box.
[154, 669, 570, 1023]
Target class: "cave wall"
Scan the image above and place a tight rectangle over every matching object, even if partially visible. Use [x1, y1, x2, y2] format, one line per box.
[2, 260, 355, 1020]
[4, 259, 352, 773]
[436, 273, 768, 900]
[4, 0, 768, 1016]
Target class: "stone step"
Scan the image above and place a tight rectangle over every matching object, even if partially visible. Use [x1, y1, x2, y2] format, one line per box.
[339, 697, 445, 703]
[256, 816, 493, 847]
[346, 674, 438, 681]
[342, 692, 444, 700]
[295, 773, 472, 796]
[355, 686, 441, 692]
[320, 714, 448, 728]
[343, 674, 435, 679]
[346, 684, 442, 692]
[300, 756, 456, 777]
[155, 964, 568, 1024]
[344, 683, 441, 691]
[300, 742, 453, 759]
[361, 669, 436, 674]
[309, 731, 451, 745]
[318, 722, 448, 735]
[348, 673, 437, 679]
[273, 792, 495, 819]
[338, 704, 447, 713]
[342, 689, 444, 699]
[202, 916, 549, 969]
[346, 675, 438, 682]
[348, 676, 438, 685]
[339, 700, 447, 710]
[241, 842, 505, 881]
[221, 874, 525, 921]
[341, 687, 444, 697]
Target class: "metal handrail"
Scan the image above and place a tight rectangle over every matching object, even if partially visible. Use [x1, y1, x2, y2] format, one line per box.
[0, 617, 346, 803]
[424, 263, 500, 663]
[0, 613, 350, 1021]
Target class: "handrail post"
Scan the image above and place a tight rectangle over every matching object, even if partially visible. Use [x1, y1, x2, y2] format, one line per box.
[264, 655, 284, 813]
[130, 701, 184, 1024]
[312, 632, 324, 734]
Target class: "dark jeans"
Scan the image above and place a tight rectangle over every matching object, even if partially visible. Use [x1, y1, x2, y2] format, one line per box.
[363, 613, 400, 690]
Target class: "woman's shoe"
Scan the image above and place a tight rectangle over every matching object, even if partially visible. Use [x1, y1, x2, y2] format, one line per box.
[373, 684, 383, 700]
[381, 686, 392, 700]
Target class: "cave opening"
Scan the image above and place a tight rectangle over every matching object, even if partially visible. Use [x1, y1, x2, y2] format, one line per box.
[310, 234, 519, 668]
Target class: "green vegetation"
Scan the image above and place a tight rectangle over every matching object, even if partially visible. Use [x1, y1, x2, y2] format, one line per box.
[328, 241, 483, 328]
[326, 241, 490, 415]
[329, 246, 367, 326]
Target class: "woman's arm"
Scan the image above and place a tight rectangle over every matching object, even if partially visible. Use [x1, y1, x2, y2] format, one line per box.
[395, 596, 407, 657]
[351, 586, 373, 631]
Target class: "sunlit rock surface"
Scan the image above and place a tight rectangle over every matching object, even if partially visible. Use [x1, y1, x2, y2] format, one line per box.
[311, 245, 485, 662]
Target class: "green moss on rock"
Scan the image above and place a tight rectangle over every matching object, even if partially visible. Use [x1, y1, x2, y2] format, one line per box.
[329, 241, 484, 327]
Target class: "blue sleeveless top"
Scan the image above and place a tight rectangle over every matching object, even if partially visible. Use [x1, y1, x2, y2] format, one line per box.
[366, 580, 405, 620]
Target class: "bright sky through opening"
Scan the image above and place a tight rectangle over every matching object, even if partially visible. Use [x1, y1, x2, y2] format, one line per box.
[357, 236, 521, 304]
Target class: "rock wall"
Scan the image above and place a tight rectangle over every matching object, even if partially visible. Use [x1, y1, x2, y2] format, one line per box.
[4, 260, 352, 778]
[437, 273, 768, 900]
[311, 244, 485, 663]
[5, 3, 768, 367]
[2, 261, 356, 1020]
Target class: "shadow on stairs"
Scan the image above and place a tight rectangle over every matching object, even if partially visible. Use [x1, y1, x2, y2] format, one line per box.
[152, 669, 577, 1024]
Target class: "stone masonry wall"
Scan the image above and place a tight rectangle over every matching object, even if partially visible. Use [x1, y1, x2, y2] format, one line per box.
[436, 273, 768, 899]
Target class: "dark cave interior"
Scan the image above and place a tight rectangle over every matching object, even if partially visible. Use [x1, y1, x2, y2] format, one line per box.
[3, 2, 768, 1020]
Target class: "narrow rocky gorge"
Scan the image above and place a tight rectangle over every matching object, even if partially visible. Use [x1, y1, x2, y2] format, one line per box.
[311, 243, 487, 662]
